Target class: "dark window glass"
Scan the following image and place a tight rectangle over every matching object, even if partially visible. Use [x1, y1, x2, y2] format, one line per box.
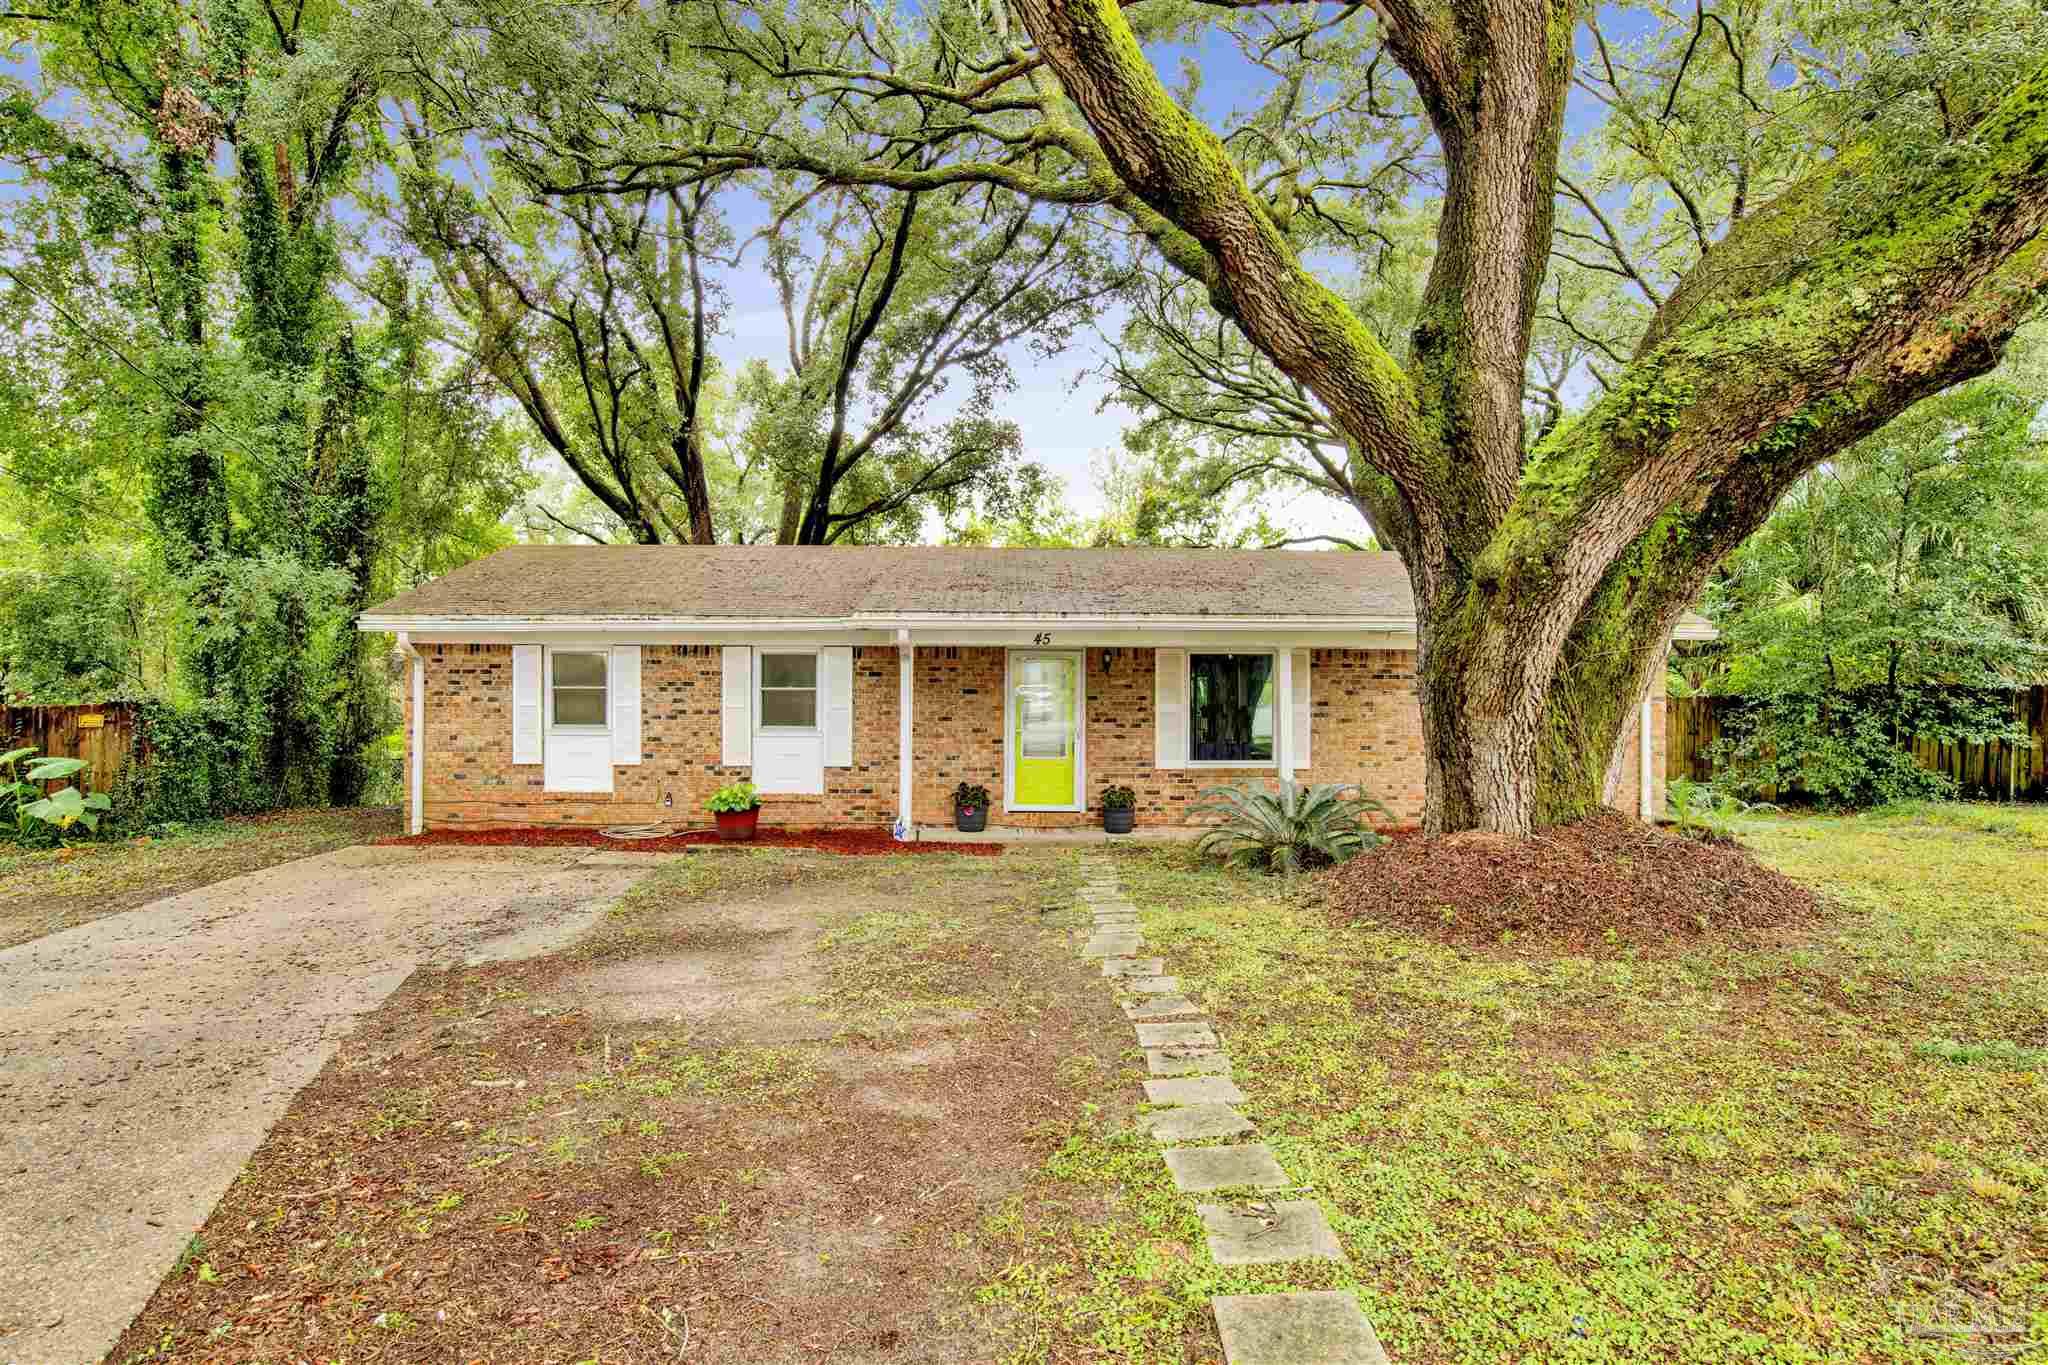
[1188, 654, 1274, 762]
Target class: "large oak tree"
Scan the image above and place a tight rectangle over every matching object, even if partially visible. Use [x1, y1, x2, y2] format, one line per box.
[399, 0, 2047, 832]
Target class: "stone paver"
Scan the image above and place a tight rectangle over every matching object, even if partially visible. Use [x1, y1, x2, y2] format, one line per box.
[1145, 1047, 1233, 1076]
[1135, 1020, 1218, 1048]
[1102, 957, 1164, 977]
[1093, 913, 1139, 926]
[1198, 1199, 1345, 1266]
[1164, 1143, 1290, 1193]
[1210, 1292, 1390, 1364]
[1081, 932, 1144, 958]
[1121, 974, 1180, 994]
[1149, 1102, 1255, 1143]
[1123, 994, 1202, 1020]
[1144, 1075, 1246, 1106]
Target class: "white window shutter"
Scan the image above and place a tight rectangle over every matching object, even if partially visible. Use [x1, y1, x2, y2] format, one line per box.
[1154, 648, 1188, 769]
[821, 646, 853, 767]
[1291, 648, 1312, 774]
[511, 645, 543, 765]
[610, 645, 642, 765]
[721, 646, 752, 766]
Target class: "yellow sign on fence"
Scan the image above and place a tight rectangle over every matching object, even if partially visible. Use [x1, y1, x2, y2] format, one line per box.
[77, 714, 105, 729]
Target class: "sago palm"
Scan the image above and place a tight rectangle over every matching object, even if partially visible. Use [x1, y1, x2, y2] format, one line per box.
[1192, 779, 1387, 874]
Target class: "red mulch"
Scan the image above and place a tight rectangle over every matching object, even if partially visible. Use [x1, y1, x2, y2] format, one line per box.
[374, 825, 1006, 856]
[1321, 809, 1819, 953]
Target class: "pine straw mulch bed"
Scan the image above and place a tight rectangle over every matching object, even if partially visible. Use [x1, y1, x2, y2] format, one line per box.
[376, 825, 1005, 856]
[1320, 809, 1821, 954]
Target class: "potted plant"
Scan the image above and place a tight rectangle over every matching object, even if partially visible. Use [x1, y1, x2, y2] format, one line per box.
[1100, 784, 1137, 835]
[952, 781, 991, 833]
[706, 780, 763, 841]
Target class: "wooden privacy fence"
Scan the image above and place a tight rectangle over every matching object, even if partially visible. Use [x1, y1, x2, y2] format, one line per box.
[0, 703, 139, 794]
[1667, 688, 2048, 800]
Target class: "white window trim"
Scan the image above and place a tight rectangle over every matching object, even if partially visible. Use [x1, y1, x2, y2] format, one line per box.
[545, 646, 611, 733]
[1003, 647, 1087, 813]
[755, 647, 823, 735]
[1184, 649, 1280, 769]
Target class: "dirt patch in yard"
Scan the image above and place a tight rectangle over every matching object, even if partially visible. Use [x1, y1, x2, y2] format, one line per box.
[107, 849, 1134, 1363]
[1320, 809, 1820, 954]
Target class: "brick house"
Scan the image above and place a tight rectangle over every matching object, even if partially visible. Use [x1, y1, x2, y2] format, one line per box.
[359, 545, 1711, 835]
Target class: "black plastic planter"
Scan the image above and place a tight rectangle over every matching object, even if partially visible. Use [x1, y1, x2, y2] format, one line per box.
[1103, 807, 1135, 835]
[955, 806, 988, 833]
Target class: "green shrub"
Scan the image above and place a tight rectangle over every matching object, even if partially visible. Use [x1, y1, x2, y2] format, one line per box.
[2, 747, 113, 842]
[951, 781, 991, 813]
[705, 781, 761, 813]
[1099, 783, 1136, 811]
[1192, 779, 1386, 874]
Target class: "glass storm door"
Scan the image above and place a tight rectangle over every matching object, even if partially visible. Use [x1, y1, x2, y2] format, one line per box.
[1010, 653, 1080, 809]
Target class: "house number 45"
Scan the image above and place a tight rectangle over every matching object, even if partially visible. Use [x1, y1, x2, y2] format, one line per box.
[1032, 631, 1054, 645]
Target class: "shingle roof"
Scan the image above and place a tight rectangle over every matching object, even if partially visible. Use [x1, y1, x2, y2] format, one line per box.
[359, 543, 1717, 637]
[362, 545, 1424, 622]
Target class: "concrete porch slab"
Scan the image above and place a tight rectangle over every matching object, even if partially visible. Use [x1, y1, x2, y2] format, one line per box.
[916, 825, 1198, 845]
[1210, 1292, 1390, 1364]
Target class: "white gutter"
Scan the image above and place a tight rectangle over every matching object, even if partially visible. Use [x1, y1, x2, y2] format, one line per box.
[396, 632, 424, 836]
[358, 612, 1425, 634]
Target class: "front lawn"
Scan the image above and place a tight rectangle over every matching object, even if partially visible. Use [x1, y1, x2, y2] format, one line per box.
[0, 806, 402, 950]
[983, 804, 2048, 1363]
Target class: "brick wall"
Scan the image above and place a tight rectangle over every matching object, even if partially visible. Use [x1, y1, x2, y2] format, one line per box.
[409, 642, 1662, 830]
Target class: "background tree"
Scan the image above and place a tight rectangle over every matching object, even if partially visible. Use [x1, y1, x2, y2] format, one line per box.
[1697, 370, 2048, 805]
[1, 0, 526, 811]
[515, 0, 2048, 832]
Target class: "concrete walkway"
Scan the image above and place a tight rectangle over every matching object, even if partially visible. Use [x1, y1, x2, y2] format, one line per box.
[1078, 856, 1392, 1365]
[0, 844, 658, 1364]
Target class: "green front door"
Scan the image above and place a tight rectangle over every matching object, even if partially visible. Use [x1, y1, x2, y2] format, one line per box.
[1011, 653, 1079, 808]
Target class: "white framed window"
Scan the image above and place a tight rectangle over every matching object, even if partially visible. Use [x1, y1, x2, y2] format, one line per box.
[1187, 652, 1275, 766]
[757, 651, 820, 731]
[548, 649, 609, 730]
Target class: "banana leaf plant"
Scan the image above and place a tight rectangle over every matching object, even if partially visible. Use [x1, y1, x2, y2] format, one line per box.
[3, 747, 112, 838]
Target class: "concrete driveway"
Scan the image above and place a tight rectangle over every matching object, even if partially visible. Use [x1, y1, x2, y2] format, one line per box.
[0, 842, 659, 1364]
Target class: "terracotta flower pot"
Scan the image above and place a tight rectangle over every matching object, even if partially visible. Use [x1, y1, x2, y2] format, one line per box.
[714, 808, 760, 841]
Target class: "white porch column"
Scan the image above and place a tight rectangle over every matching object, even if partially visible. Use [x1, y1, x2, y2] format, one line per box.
[398, 631, 424, 836]
[1639, 696, 1655, 820]
[1274, 645, 1294, 779]
[896, 628, 914, 839]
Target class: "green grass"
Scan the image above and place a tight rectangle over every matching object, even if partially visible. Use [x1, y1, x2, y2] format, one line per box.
[979, 807, 2048, 1363]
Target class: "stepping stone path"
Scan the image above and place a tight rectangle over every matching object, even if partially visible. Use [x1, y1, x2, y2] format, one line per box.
[1076, 855, 1391, 1364]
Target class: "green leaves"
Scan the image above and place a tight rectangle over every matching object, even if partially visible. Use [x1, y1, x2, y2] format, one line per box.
[1192, 779, 1387, 875]
[23, 783, 112, 832]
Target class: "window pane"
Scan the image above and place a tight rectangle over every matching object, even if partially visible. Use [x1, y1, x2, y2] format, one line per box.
[1017, 658, 1074, 758]
[1189, 654, 1274, 762]
[554, 687, 607, 726]
[759, 653, 817, 688]
[760, 687, 817, 728]
[552, 652, 606, 687]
